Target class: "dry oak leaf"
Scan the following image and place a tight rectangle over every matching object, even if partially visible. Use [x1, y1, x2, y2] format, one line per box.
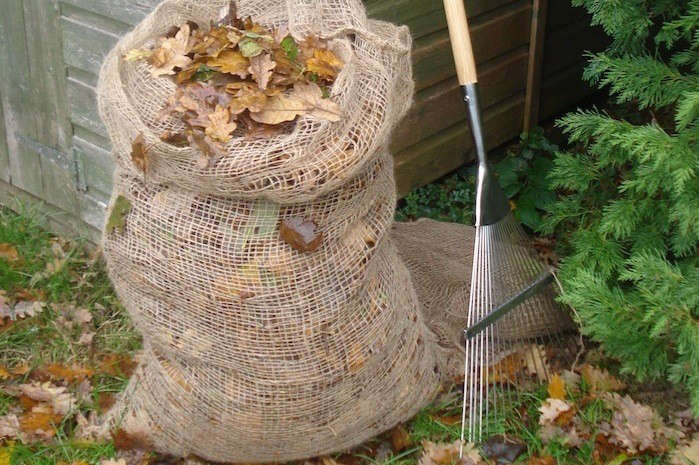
[0, 414, 20, 439]
[0, 243, 19, 262]
[19, 382, 76, 415]
[19, 404, 63, 439]
[306, 48, 343, 80]
[539, 398, 574, 426]
[44, 363, 94, 383]
[280, 218, 323, 252]
[206, 49, 249, 78]
[227, 82, 268, 114]
[150, 24, 192, 77]
[2, 300, 45, 321]
[248, 52, 276, 90]
[250, 93, 306, 125]
[205, 105, 237, 143]
[539, 424, 585, 448]
[419, 440, 484, 465]
[671, 433, 699, 465]
[391, 424, 412, 452]
[599, 392, 681, 455]
[292, 82, 342, 121]
[130, 133, 150, 174]
[580, 364, 626, 393]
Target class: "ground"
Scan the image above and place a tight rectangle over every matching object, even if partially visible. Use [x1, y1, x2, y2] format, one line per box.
[0, 206, 696, 465]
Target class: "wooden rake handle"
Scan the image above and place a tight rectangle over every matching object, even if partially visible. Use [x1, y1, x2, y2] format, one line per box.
[443, 0, 478, 85]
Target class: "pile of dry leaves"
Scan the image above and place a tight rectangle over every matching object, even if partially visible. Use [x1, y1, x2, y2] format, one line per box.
[126, 0, 344, 171]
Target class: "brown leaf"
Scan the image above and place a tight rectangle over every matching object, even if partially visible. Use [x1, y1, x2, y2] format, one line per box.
[204, 105, 237, 143]
[160, 131, 189, 147]
[249, 93, 306, 125]
[112, 428, 153, 451]
[96, 354, 137, 378]
[580, 364, 626, 393]
[187, 129, 220, 169]
[206, 50, 249, 78]
[291, 82, 341, 121]
[599, 392, 681, 454]
[44, 364, 94, 383]
[390, 424, 412, 452]
[527, 455, 555, 465]
[539, 398, 574, 426]
[1, 300, 45, 321]
[19, 382, 76, 415]
[419, 441, 483, 465]
[149, 24, 193, 77]
[19, 404, 63, 438]
[227, 83, 268, 114]
[306, 48, 343, 81]
[0, 414, 20, 439]
[280, 218, 323, 252]
[248, 53, 276, 90]
[0, 244, 19, 263]
[547, 374, 566, 400]
[131, 133, 150, 173]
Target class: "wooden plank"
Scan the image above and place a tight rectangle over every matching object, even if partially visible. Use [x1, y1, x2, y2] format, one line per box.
[367, 0, 516, 39]
[392, 48, 528, 152]
[79, 192, 109, 232]
[67, 79, 108, 138]
[543, 19, 608, 76]
[0, 90, 9, 183]
[547, 0, 588, 31]
[23, 0, 79, 214]
[73, 136, 114, 195]
[523, 0, 548, 131]
[61, 16, 119, 77]
[539, 62, 596, 121]
[0, 0, 44, 197]
[395, 97, 524, 196]
[413, 3, 531, 91]
[59, 0, 160, 27]
[0, 179, 100, 243]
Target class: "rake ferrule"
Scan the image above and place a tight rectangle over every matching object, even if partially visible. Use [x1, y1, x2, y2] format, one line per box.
[461, 84, 510, 227]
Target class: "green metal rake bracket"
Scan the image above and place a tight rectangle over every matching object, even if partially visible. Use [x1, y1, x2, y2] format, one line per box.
[464, 271, 555, 340]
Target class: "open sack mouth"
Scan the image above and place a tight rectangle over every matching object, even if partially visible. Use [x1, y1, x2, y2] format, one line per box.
[98, 0, 413, 202]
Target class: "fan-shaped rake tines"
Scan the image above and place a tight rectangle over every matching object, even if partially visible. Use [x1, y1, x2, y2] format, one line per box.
[459, 213, 579, 447]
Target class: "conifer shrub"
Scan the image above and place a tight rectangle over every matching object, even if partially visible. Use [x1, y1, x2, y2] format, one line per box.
[543, 0, 699, 411]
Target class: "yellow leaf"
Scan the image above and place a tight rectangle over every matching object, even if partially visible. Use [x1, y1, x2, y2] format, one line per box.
[0, 446, 13, 465]
[547, 374, 566, 400]
[205, 105, 237, 143]
[306, 49, 343, 80]
[206, 50, 249, 77]
[123, 49, 152, 62]
[580, 364, 626, 393]
[0, 366, 9, 380]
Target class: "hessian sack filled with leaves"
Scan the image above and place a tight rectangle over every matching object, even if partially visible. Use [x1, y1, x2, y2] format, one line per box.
[97, 0, 480, 462]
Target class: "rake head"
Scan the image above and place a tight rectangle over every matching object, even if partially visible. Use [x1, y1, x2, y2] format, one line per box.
[460, 212, 578, 445]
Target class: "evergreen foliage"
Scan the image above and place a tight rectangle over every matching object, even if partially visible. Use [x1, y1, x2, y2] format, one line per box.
[546, 1, 699, 411]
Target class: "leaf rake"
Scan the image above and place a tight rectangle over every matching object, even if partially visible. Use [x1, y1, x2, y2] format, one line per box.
[441, 0, 579, 448]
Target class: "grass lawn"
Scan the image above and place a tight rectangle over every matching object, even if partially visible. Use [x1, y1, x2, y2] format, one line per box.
[0, 205, 695, 465]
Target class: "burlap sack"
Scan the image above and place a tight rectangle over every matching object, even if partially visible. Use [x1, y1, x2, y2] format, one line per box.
[98, 0, 470, 461]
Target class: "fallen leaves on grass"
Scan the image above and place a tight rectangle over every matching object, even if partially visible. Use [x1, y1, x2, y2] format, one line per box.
[19, 382, 76, 415]
[599, 392, 682, 454]
[280, 218, 323, 252]
[419, 440, 484, 465]
[390, 424, 412, 452]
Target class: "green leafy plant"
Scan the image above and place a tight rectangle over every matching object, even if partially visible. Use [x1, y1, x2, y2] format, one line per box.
[495, 128, 558, 231]
[395, 168, 476, 225]
[544, 0, 699, 412]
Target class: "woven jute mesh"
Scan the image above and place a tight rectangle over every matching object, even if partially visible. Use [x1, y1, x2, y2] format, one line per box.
[98, 0, 566, 462]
